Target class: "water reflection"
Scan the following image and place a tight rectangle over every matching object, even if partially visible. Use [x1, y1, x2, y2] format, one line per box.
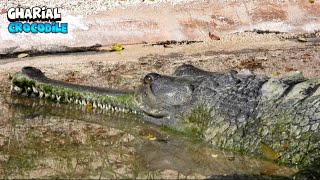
[0, 94, 296, 179]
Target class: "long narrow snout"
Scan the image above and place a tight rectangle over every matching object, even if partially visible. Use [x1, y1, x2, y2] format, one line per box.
[11, 66, 138, 114]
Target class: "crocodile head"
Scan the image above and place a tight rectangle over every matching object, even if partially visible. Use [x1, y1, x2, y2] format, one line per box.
[134, 63, 265, 122]
[135, 72, 195, 124]
[134, 64, 240, 127]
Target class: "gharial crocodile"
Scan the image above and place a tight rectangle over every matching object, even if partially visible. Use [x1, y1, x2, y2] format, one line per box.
[10, 65, 320, 175]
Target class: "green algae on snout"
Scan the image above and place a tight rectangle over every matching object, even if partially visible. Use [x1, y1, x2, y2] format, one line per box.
[12, 76, 36, 89]
[11, 75, 136, 108]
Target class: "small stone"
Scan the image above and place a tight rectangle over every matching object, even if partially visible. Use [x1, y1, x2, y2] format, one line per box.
[120, 133, 135, 143]
[298, 37, 307, 42]
[238, 69, 254, 77]
[0, 155, 9, 161]
[211, 154, 218, 158]
[256, 56, 268, 61]
[227, 156, 235, 161]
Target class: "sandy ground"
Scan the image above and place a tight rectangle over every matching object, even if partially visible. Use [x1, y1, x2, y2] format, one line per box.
[0, 32, 320, 89]
[1, 0, 320, 54]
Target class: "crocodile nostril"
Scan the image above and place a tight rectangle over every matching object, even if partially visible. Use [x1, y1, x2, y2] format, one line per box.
[22, 66, 40, 73]
[21, 66, 45, 78]
[144, 73, 160, 84]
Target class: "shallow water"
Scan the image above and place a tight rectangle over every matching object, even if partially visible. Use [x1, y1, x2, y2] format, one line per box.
[0, 92, 297, 179]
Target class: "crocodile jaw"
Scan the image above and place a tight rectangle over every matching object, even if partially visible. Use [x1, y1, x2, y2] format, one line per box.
[11, 67, 139, 115]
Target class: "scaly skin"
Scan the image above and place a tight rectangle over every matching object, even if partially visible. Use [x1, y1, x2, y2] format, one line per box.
[11, 65, 320, 173]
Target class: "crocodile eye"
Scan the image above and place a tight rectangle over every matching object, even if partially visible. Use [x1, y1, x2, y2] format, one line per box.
[144, 73, 160, 84]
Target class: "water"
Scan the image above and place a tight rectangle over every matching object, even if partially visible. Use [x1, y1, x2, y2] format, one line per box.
[0, 93, 296, 179]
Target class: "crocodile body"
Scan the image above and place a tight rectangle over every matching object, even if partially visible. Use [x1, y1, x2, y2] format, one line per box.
[11, 65, 320, 172]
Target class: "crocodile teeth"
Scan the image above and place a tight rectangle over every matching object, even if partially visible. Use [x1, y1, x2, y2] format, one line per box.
[13, 86, 22, 94]
[32, 86, 38, 94]
[39, 91, 44, 98]
[14, 83, 136, 114]
[51, 94, 56, 100]
[27, 87, 32, 93]
[45, 93, 50, 98]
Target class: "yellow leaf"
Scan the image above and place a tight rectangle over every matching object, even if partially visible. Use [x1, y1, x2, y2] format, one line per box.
[111, 43, 123, 51]
[273, 72, 281, 76]
[260, 142, 280, 160]
[17, 53, 29, 58]
[86, 102, 93, 110]
[143, 134, 156, 141]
